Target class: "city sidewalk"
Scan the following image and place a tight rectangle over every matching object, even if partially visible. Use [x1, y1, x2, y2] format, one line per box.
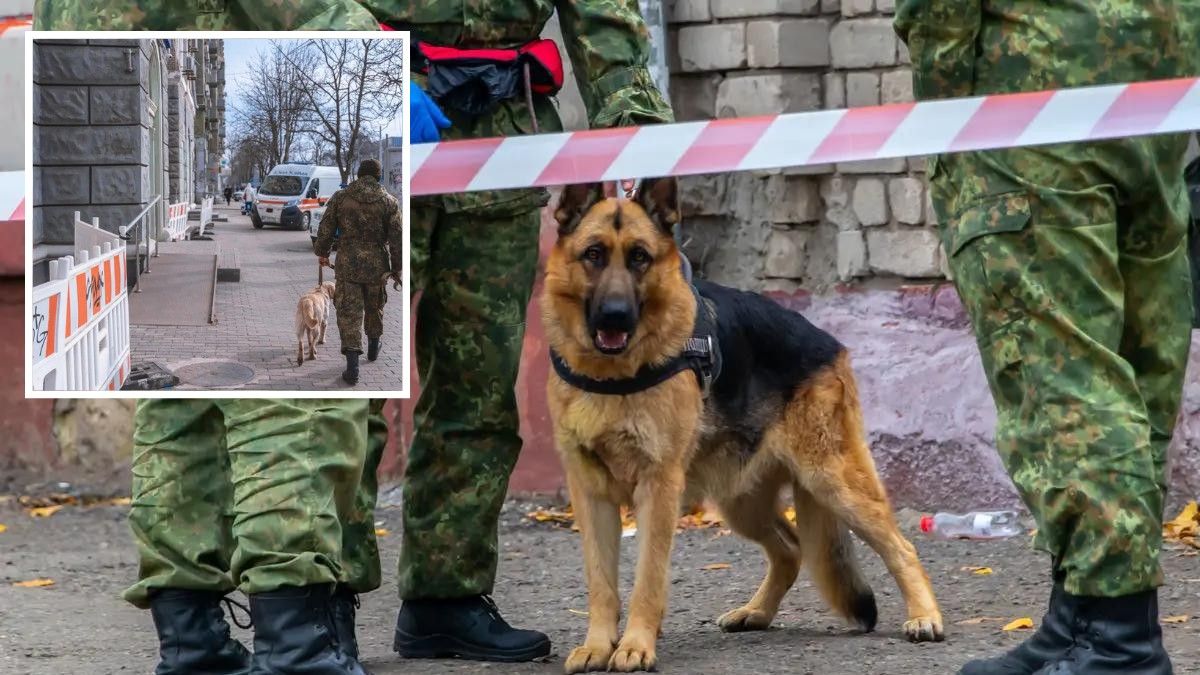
[127, 203, 407, 392]
[1, 499, 1198, 674]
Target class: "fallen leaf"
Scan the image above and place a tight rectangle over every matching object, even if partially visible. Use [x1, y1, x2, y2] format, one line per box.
[960, 566, 993, 575]
[1162, 615, 1190, 624]
[956, 617, 1007, 625]
[13, 578, 55, 588]
[1003, 618, 1034, 631]
[104, 497, 132, 506]
[374, 528, 389, 537]
[27, 505, 64, 518]
[701, 563, 732, 571]
[0, 524, 7, 534]
[567, 609, 589, 616]
[1164, 502, 1199, 541]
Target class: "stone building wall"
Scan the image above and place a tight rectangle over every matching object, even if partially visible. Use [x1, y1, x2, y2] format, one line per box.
[31, 39, 162, 283]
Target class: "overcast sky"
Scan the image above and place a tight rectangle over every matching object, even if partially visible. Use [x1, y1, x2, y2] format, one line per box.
[219, 37, 405, 163]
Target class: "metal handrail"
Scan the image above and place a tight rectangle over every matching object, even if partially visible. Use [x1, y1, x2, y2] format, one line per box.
[119, 195, 162, 294]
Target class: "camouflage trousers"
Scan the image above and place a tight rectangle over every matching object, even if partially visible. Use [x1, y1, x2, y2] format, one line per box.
[390, 203, 541, 599]
[931, 134, 1195, 597]
[335, 280, 387, 354]
[124, 398, 380, 607]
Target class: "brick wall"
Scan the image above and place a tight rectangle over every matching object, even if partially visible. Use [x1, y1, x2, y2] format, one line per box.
[668, 0, 948, 291]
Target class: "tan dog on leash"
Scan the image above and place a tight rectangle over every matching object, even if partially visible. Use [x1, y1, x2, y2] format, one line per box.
[295, 280, 335, 366]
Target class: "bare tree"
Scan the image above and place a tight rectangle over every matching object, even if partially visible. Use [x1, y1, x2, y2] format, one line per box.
[275, 39, 405, 184]
[227, 43, 310, 171]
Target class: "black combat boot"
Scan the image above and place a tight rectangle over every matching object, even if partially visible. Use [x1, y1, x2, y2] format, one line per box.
[330, 584, 361, 661]
[1032, 589, 1171, 674]
[367, 338, 381, 362]
[959, 580, 1075, 674]
[393, 595, 551, 662]
[342, 351, 360, 385]
[148, 589, 252, 675]
[248, 584, 371, 675]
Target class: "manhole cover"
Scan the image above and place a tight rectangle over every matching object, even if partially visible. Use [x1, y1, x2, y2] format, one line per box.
[173, 361, 256, 388]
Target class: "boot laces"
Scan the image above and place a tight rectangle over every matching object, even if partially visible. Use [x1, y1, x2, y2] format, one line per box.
[221, 595, 254, 630]
[479, 595, 510, 627]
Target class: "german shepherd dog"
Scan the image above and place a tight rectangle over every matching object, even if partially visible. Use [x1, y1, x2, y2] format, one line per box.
[542, 178, 943, 674]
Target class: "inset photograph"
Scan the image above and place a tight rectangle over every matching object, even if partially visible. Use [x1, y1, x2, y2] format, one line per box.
[25, 33, 410, 396]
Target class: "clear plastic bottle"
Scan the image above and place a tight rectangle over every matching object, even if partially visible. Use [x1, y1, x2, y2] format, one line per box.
[920, 511, 1023, 540]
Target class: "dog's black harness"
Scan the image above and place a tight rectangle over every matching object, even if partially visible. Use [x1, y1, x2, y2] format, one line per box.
[549, 253, 723, 397]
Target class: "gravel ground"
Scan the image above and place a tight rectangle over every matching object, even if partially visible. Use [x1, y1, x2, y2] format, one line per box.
[1, 500, 1198, 675]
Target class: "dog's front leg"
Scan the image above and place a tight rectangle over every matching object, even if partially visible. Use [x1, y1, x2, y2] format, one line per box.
[610, 465, 684, 673]
[564, 470, 622, 674]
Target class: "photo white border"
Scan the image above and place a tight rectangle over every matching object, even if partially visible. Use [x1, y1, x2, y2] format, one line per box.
[23, 30, 412, 400]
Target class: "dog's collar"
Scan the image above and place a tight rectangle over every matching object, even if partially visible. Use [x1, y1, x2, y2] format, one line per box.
[549, 265, 722, 398]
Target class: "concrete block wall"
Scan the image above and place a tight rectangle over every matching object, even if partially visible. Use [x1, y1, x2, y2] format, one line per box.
[31, 39, 160, 282]
[668, 0, 947, 291]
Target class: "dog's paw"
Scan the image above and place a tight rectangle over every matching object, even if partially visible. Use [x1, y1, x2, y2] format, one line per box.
[903, 614, 944, 643]
[717, 605, 773, 632]
[296, 357, 304, 367]
[564, 644, 613, 674]
[607, 635, 657, 673]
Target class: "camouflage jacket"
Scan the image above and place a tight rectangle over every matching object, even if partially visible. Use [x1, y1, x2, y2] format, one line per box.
[363, 0, 674, 215]
[33, 0, 380, 30]
[894, 0, 1199, 101]
[314, 176, 404, 285]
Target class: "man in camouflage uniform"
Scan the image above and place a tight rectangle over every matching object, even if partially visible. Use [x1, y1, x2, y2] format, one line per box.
[33, 0, 380, 29]
[358, 0, 674, 662]
[895, 2, 1198, 673]
[34, 6, 386, 674]
[126, 399, 375, 675]
[314, 158, 404, 386]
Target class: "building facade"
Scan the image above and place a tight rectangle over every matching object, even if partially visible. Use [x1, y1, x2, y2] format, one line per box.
[31, 38, 226, 284]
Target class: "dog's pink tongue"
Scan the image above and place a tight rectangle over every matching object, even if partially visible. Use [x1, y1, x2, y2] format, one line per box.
[597, 330, 629, 350]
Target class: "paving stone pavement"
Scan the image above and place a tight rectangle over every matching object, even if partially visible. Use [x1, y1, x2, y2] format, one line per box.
[128, 204, 407, 393]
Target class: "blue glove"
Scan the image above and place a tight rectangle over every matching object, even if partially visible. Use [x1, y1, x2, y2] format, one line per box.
[410, 82, 451, 144]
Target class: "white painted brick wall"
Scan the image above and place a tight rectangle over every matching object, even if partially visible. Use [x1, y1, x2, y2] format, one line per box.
[716, 73, 822, 117]
[867, 229, 942, 277]
[712, 0, 821, 17]
[830, 19, 898, 68]
[747, 19, 831, 68]
[679, 23, 746, 72]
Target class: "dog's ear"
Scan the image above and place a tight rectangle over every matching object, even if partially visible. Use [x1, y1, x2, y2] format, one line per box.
[554, 183, 605, 236]
[635, 177, 680, 235]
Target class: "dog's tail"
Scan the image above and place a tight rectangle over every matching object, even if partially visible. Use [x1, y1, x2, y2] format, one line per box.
[793, 486, 878, 632]
[301, 297, 321, 326]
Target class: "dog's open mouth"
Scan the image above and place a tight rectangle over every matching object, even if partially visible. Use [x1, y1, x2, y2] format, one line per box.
[593, 329, 630, 354]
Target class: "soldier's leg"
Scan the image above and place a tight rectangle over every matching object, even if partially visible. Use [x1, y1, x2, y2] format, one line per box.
[934, 146, 1158, 595]
[1115, 133, 1194, 550]
[364, 283, 387, 361]
[399, 207, 539, 598]
[363, 283, 386, 342]
[340, 398, 386, 593]
[221, 398, 370, 672]
[124, 399, 252, 673]
[335, 280, 365, 355]
[125, 399, 234, 607]
[938, 145, 1180, 674]
[393, 205, 549, 661]
[336, 398, 388, 660]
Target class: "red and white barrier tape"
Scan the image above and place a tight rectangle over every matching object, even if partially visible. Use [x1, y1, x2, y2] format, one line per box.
[411, 77, 1200, 196]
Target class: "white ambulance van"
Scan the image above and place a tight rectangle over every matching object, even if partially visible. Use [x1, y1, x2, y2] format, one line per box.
[251, 164, 341, 233]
